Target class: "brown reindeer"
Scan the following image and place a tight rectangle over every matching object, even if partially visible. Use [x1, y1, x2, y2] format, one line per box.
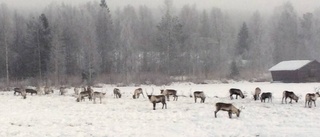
[305, 92, 320, 108]
[146, 92, 167, 110]
[193, 91, 206, 103]
[229, 88, 245, 99]
[14, 87, 22, 95]
[133, 88, 144, 99]
[260, 92, 272, 103]
[214, 102, 241, 118]
[282, 91, 299, 104]
[113, 88, 121, 98]
[253, 87, 261, 101]
[26, 89, 37, 95]
[76, 86, 93, 102]
[161, 89, 178, 101]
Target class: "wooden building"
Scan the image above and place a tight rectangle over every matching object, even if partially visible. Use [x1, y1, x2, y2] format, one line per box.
[269, 60, 320, 83]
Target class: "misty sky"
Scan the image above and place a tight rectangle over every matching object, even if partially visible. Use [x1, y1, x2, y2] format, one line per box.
[0, 0, 320, 14]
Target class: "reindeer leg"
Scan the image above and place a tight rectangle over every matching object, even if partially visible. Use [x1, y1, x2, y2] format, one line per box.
[314, 101, 316, 107]
[305, 100, 307, 107]
[228, 110, 232, 118]
[195, 98, 197, 103]
[214, 110, 219, 118]
[153, 103, 156, 110]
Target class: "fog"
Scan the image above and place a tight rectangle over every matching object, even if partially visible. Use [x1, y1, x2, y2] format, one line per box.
[1, 0, 320, 14]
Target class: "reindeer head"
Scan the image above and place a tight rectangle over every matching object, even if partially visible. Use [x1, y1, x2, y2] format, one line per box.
[316, 92, 320, 97]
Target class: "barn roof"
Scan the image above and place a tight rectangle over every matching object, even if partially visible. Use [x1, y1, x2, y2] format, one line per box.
[269, 60, 312, 71]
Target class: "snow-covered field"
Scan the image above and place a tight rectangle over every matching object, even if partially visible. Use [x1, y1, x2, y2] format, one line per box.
[1, 82, 320, 137]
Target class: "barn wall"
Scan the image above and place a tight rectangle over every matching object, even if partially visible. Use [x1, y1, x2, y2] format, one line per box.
[297, 61, 320, 82]
[271, 60, 320, 83]
[271, 71, 299, 82]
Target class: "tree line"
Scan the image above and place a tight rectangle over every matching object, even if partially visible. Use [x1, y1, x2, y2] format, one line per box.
[0, 0, 320, 87]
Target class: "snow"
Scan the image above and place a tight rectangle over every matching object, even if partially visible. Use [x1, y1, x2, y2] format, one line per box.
[1, 82, 320, 137]
[268, 60, 312, 71]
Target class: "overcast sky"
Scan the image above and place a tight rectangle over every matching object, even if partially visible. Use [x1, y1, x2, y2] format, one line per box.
[1, 0, 320, 14]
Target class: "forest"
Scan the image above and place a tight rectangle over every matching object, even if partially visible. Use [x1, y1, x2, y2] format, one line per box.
[0, 0, 319, 87]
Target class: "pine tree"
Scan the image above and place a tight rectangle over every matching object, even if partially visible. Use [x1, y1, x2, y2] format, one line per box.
[236, 22, 250, 59]
[230, 60, 239, 79]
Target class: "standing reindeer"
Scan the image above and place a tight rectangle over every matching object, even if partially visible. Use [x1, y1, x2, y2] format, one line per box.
[146, 92, 167, 110]
[92, 91, 106, 104]
[229, 88, 245, 99]
[161, 89, 178, 101]
[305, 92, 320, 108]
[133, 88, 144, 99]
[253, 87, 261, 101]
[113, 88, 122, 98]
[60, 87, 67, 95]
[214, 102, 241, 118]
[44, 86, 54, 95]
[193, 91, 206, 103]
[21, 88, 27, 99]
[76, 86, 93, 102]
[282, 91, 299, 104]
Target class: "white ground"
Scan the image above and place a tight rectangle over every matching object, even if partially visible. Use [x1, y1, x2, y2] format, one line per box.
[1, 82, 320, 137]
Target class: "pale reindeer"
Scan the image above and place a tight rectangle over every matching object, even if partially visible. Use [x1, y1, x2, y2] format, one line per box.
[60, 87, 67, 95]
[92, 91, 106, 104]
[74, 87, 80, 95]
[113, 88, 121, 98]
[36, 86, 44, 95]
[282, 91, 299, 104]
[21, 88, 27, 99]
[146, 91, 167, 110]
[133, 88, 145, 99]
[253, 87, 261, 101]
[193, 91, 206, 103]
[214, 102, 241, 119]
[160, 89, 178, 101]
[44, 86, 54, 95]
[305, 92, 320, 108]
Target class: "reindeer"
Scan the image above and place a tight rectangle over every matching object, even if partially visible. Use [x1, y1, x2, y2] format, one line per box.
[36, 86, 44, 95]
[305, 92, 320, 108]
[253, 87, 261, 101]
[146, 92, 167, 110]
[133, 88, 144, 99]
[44, 86, 54, 95]
[60, 87, 67, 95]
[260, 92, 272, 103]
[74, 87, 80, 95]
[193, 91, 206, 103]
[113, 88, 121, 98]
[26, 89, 37, 95]
[229, 88, 245, 99]
[282, 91, 299, 104]
[92, 91, 106, 104]
[76, 86, 93, 102]
[161, 89, 178, 101]
[21, 88, 27, 99]
[14, 87, 22, 95]
[214, 102, 241, 118]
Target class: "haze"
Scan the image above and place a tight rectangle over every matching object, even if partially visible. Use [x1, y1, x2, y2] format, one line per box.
[1, 0, 320, 14]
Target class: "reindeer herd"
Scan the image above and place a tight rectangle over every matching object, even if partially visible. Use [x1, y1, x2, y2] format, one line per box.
[9, 85, 320, 119]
